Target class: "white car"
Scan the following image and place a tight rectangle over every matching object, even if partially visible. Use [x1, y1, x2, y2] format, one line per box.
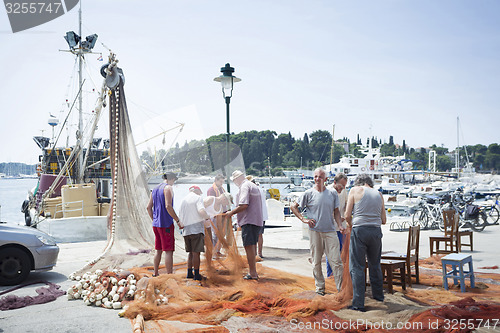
[0, 222, 59, 285]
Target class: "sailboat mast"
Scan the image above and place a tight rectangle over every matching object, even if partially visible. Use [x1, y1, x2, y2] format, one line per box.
[456, 116, 460, 177]
[76, 2, 84, 183]
[329, 124, 335, 173]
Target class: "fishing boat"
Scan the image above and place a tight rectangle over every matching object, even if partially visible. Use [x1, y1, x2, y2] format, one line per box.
[24, 7, 114, 243]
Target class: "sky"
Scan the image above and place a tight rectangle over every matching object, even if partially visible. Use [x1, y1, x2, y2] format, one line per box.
[1, 0, 499, 164]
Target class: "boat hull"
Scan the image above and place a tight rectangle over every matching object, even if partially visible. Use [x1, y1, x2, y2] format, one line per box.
[37, 216, 107, 243]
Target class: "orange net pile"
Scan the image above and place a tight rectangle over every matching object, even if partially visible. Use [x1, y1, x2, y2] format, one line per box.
[122, 216, 353, 331]
[118, 222, 500, 332]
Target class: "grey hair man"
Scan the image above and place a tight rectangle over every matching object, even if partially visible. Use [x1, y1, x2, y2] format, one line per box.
[291, 168, 345, 296]
[345, 174, 387, 311]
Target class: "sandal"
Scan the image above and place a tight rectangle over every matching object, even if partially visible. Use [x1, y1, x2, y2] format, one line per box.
[243, 274, 259, 280]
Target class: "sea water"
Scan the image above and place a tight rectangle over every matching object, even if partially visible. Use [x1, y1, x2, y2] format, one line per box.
[0, 178, 38, 224]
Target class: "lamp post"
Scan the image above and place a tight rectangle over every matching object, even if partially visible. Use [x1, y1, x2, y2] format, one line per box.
[214, 63, 241, 192]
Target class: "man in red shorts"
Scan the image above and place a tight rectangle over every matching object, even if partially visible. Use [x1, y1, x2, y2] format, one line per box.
[147, 172, 183, 276]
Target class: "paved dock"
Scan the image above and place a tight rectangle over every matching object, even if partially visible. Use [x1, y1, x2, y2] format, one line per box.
[1, 217, 498, 332]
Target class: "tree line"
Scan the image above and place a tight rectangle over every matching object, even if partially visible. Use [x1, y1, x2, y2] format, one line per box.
[140, 130, 499, 176]
[4, 133, 498, 177]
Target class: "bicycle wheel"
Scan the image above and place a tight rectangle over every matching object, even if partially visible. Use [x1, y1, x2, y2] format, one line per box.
[437, 216, 446, 232]
[413, 210, 429, 229]
[469, 213, 487, 232]
[411, 210, 421, 226]
[484, 206, 499, 225]
[430, 206, 443, 230]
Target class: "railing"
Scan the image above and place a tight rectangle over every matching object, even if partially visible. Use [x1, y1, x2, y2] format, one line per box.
[61, 200, 85, 217]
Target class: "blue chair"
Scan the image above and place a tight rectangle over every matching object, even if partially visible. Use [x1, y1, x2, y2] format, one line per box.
[441, 253, 475, 293]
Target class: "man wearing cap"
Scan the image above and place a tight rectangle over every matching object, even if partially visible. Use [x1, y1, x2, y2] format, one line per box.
[147, 172, 182, 276]
[227, 170, 263, 280]
[179, 186, 211, 280]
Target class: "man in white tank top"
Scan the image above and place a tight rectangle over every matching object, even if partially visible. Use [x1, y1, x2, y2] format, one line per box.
[345, 174, 387, 311]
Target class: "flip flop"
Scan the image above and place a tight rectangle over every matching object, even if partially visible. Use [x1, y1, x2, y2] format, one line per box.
[243, 274, 259, 280]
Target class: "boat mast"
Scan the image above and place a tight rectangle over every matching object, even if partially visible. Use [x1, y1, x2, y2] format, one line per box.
[329, 124, 335, 173]
[77, 2, 84, 183]
[456, 116, 460, 177]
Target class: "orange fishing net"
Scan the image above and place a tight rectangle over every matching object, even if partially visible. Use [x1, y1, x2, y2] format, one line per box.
[120, 216, 354, 332]
[119, 225, 500, 333]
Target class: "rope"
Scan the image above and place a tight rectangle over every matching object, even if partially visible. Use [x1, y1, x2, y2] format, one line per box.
[69, 65, 119, 274]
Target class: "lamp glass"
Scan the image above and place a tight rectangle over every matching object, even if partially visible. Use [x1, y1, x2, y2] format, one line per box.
[220, 76, 233, 90]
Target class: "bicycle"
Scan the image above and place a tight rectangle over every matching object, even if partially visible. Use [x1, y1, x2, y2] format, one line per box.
[438, 189, 487, 232]
[411, 196, 443, 230]
[478, 195, 500, 225]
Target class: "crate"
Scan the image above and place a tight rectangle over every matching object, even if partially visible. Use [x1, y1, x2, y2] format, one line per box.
[61, 183, 98, 217]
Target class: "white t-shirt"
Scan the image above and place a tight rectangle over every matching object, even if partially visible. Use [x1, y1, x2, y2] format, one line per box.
[179, 192, 205, 236]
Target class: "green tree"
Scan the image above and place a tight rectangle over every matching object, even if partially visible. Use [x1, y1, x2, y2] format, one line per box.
[380, 143, 396, 156]
[309, 130, 332, 163]
[301, 133, 312, 164]
[430, 144, 448, 155]
[437, 155, 453, 171]
[247, 137, 264, 167]
[485, 143, 500, 171]
[332, 144, 345, 163]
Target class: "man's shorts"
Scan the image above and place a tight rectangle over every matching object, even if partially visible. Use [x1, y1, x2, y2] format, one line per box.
[241, 224, 260, 246]
[153, 225, 175, 251]
[184, 233, 205, 253]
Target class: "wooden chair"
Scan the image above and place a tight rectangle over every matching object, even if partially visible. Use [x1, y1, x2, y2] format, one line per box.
[364, 259, 407, 293]
[380, 259, 406, 293]
[457, 229, 473, 252]
[382, 225, 420, 287]
[429, 210, 459, 256]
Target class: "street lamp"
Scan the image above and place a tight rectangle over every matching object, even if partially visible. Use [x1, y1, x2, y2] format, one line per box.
[214, 63, 241, 192]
